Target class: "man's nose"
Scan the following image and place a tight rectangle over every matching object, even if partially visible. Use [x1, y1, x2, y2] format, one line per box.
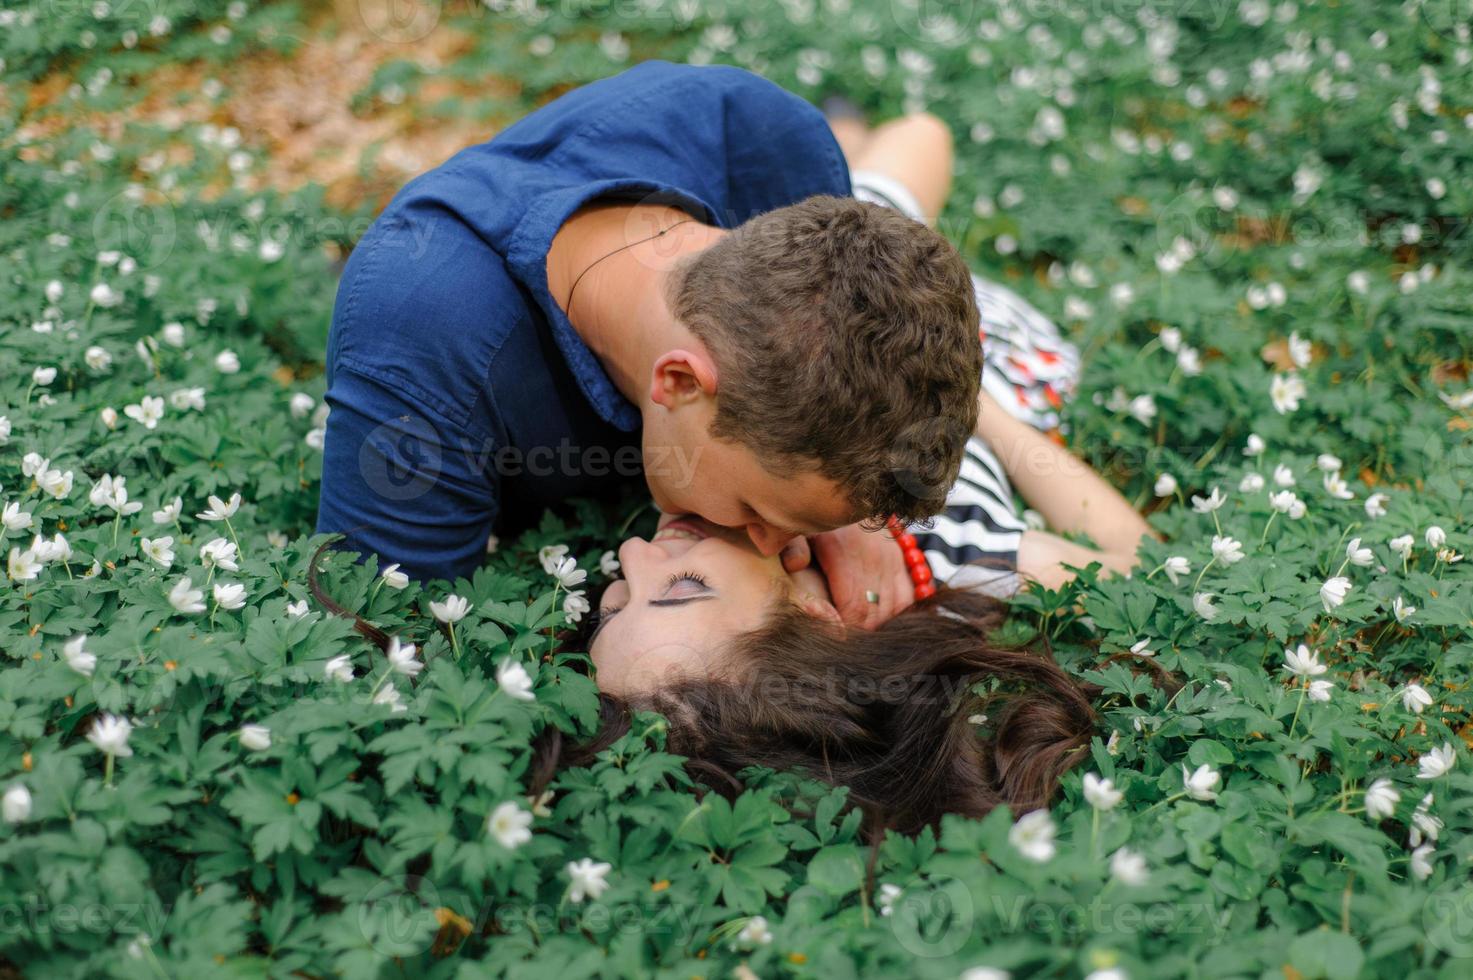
[746, 523, 794, 558]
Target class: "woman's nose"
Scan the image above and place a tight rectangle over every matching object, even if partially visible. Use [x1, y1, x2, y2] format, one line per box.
[616, 536, 664, 578]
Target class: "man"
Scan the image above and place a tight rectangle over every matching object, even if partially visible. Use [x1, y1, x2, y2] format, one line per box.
[316, 60, 981, 627]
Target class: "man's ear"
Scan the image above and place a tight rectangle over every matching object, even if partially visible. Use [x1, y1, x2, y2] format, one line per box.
[650, 348, 719, 409]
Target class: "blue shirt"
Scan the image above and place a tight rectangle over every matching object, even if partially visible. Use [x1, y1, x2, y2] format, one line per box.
[316, 61, 851, 582]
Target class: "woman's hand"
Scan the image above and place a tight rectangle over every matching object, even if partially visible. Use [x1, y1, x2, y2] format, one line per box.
[808, 523, 916, 630]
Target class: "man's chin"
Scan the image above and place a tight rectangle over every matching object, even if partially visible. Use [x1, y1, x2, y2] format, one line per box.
[647, 484, 680, 517]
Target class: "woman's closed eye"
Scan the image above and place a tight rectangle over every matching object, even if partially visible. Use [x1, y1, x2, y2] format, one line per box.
[658, 572, 709, 600]
[591, 571, 714, 641]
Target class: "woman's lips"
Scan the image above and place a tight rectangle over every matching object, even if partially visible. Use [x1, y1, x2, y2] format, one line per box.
[652, 517, 709, 543]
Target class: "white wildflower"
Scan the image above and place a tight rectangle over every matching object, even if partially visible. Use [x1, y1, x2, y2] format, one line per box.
[1283, 644, 1326, 677]
[1320, 576, 1352, 612]
[1182, 763, 1220, 801]
[1110, 847, 1149, 885]
[1363, 779, 1399, 821]
[565, 858, 612, 902]
[1416, 742, 1456, 780]
[1008, 810, 1057, 862]
[239, 725, 271, 751]
[1083, 773, 1123, 810]
[1401, 683, 1434, 715]
[386, 637, 422, 678]
[488, 801, 534, 849]
[497, 659, 535, 701]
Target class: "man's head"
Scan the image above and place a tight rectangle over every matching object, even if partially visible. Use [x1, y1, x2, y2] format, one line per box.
[641, 195, 982, 555]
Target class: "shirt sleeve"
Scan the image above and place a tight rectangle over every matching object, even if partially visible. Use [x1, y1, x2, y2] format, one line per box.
[315, 365, 499, 584]
[496, 61, 852, 224]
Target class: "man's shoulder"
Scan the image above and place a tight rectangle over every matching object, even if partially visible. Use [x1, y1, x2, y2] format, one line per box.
[575, 59, 800, 103]
[327, 221, 530, 431]
[623, 60, 805, 100]
[501, 60, 826, 147]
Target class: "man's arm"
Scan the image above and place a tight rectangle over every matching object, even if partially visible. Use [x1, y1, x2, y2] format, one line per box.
[316, 367, 498, 583]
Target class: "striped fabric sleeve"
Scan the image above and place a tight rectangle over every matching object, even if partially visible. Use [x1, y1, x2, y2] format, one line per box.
[911, 437, 1026, 599]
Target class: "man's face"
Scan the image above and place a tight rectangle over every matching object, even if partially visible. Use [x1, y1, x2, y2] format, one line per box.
[640, 416, 856, 558]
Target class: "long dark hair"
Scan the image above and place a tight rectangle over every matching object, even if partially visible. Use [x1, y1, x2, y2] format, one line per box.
[531, 588, 1104, 837]
[309, 539, 1121, 839]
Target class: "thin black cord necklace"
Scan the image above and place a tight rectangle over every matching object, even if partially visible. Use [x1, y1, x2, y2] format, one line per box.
[564, 218, 696, 313]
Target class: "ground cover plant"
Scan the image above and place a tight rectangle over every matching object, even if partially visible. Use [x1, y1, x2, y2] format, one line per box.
[2, 0, 1472, 976]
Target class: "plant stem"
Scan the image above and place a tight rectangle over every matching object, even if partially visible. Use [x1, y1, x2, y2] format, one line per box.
[1368, 621, 1396, 652]
[1259, 511, 1278, 546]
[1191, 557, 1217, 594]
[616, 501, 654, 538]
[224, 517, 244, 560]
[1286, 679, 1308, 739]
[1140, 790, 1186, 817]
[368, 669, 393, 701]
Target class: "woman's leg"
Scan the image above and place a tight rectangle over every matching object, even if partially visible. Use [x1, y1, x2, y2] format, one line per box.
[847, 113, 954, 226]
[827, 116, 873, 161]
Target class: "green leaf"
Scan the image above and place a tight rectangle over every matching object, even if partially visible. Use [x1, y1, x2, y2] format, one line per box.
[806, 845, 864, 899]
[1289, 929, 1365, 980]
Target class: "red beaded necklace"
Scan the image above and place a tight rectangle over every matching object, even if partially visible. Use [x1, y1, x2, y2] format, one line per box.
[885, 516, 937, 600]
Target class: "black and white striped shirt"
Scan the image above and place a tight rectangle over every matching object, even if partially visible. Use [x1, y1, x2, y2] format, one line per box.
[911, 436, 1027, 598]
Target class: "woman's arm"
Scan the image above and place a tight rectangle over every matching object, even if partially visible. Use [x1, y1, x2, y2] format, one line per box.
[973, 391, 1156, 590]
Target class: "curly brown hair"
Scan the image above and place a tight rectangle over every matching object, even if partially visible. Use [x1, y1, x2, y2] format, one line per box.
[667, 195, 982, 525]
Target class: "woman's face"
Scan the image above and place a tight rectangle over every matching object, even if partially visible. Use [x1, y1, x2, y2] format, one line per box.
[589, 513, 840, 697]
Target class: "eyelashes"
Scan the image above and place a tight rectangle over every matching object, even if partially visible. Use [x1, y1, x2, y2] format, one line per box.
[664, 571, 709, 592]
[596, 571, 709, 623]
